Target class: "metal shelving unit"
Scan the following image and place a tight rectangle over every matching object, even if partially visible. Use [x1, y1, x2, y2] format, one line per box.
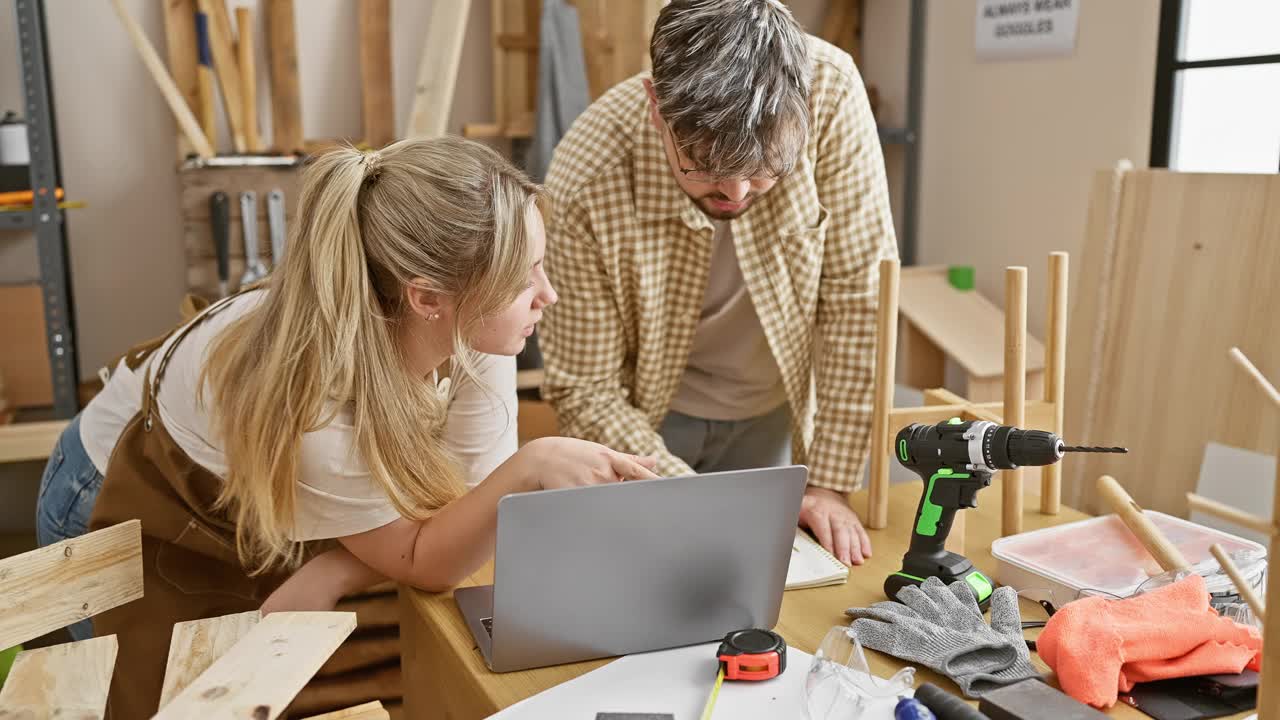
[870, 0, 925, 266]
[5, 0, 79, 419]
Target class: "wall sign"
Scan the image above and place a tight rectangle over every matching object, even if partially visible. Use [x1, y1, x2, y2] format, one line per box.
[976, 0, 1080, 60]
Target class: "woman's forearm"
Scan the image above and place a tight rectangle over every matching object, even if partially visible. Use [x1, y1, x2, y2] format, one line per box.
[338, 453, 533, 592]
[261, 546, 386, 614]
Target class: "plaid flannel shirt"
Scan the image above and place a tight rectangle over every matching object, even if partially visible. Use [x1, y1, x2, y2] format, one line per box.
[540, 37, 898, 493]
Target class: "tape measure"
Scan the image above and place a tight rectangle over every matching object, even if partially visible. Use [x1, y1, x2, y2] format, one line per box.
[716, 628, 787, 680]
[700, 629, 787, 720]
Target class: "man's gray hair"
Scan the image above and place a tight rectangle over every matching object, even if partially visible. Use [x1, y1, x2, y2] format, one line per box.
[650, 0, 812, 178]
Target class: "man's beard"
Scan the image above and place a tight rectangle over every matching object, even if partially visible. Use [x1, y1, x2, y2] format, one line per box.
[690, 191, 759, 221]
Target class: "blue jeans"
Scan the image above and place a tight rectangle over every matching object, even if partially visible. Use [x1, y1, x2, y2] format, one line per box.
[35, 413, 102, 641]
[658, 403, 792, 473]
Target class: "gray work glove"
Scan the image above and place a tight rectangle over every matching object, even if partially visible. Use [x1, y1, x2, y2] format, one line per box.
[845, 576, 1040, 698]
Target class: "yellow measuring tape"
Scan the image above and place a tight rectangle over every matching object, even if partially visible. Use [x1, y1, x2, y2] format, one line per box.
[699, 665, 726, 720]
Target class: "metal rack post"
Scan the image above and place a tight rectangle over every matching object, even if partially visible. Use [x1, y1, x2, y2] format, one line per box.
[900, 0, 924, 266]
[13, 0, 79, 417]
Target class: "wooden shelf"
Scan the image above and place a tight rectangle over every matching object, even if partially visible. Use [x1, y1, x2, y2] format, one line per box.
[0, 419, 67, 464]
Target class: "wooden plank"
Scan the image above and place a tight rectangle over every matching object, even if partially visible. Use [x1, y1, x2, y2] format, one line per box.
[301, 702, 389, 720]
[1063, 171, 1280, 517]
[236, 7, 262, 152]
[358, 0, 395, 148]
[199, 0, 247, 153]
[405, 0, 473, 138]
[898, 269, 1045, 379]
[159, 610, 262, 709]
[161, 0, 200, 160]
[265, 0, 303, 154]
[152, 611, 357, 720]
[1003, 267, 1027, 537]
[0, 419, 66, 464]
[0, 635, 118, 719]
[0, 520, 142, 650]
[0, 284, 54, 408]
[288, 662, 401, 717]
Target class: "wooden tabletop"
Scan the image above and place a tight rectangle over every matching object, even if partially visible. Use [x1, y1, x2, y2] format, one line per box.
[399, 479, 1253, 719]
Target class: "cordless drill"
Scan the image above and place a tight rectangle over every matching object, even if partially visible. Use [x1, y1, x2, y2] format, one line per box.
[886, 418, 1126, 610]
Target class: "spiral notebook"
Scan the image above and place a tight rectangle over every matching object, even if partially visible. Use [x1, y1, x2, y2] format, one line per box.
[785, 529, 849, 590]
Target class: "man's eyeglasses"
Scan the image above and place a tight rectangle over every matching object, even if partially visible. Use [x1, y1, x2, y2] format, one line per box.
[661, 119, 784, 184]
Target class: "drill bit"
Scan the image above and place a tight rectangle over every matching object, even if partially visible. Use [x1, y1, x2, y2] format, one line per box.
[1062, 446, 1129, 454]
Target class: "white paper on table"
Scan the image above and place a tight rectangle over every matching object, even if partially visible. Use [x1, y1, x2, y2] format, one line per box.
[488, 641, 905, 720]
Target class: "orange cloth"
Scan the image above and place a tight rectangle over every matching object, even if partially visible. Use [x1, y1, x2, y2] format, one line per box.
[1037, 575, 1262, 708]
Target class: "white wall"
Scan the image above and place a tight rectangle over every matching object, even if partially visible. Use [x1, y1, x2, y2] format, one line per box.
[916, 0, 1161, 337]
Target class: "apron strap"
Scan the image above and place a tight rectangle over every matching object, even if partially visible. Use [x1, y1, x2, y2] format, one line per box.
[142, 291, 249, 432]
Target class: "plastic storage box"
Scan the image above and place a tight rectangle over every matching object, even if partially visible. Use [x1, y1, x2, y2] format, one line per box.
[991, 511, 1266, 602]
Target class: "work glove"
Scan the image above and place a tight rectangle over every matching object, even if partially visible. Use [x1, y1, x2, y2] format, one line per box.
[845, 576, 1040, 698]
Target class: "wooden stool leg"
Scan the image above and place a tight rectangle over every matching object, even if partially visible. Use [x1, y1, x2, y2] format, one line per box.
[1042, 252, 1068, 514]
[1002, 267, 1027, 537]
[868, 258, 900, 529]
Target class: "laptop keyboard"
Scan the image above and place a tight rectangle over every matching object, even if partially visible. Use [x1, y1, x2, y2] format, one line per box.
[481, 617, 493, 637]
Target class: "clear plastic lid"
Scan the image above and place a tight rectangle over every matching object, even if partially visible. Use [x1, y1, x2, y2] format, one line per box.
[992, 511, 1266, 598]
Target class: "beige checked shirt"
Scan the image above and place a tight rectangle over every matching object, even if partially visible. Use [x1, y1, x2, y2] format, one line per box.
[540, 37, 898, 493]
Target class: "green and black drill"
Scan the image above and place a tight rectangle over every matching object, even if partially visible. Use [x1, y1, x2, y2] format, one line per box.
[886, 418, 1126, 610]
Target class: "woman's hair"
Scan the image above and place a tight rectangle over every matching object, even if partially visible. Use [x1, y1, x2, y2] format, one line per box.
[649, 0, 812, 179]
[202, 136, 542, 573]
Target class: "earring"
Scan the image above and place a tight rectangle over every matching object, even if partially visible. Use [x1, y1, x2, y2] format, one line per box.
[428, 312, 440, 321]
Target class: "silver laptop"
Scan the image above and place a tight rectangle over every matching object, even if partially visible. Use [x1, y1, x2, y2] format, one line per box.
[456, 466, 807, 672]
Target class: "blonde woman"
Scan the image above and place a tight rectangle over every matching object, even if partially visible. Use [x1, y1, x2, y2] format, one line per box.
[34, 137, 655, 715]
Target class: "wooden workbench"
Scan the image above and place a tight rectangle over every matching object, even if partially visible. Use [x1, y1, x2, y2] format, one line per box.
[398, 480, 1253, 719]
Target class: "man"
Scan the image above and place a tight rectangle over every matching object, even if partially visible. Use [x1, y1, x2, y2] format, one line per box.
[539, 0, 897, 565]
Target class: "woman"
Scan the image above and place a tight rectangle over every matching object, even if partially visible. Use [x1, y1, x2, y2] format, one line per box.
[35, 137, 655, 715]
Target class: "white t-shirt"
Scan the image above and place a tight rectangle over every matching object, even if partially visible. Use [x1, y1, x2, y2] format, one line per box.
[78, 290, 519, 541]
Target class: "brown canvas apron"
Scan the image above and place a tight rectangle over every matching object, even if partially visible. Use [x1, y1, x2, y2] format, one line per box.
[88, 295, 289, 718]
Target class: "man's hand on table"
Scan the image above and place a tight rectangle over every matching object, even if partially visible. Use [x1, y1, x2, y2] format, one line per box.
[799, 486, 872, 566]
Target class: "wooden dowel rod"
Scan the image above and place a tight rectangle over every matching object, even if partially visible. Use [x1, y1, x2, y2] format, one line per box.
[1042, 252, 1068, 514]
[109, 0, 214, 158]
[1186, 493, 1274, 538]
[236, 7, 261, 152]
[1002, 267, 1027, 536]
[1229, 347, 1280, 409]
[1210, 543, 1265, 625]
[1097, 475, 1191, 572]
[868, 257, 900, 530]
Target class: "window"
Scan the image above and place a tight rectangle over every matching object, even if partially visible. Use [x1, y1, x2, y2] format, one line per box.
[1150, 0, 1280, 173]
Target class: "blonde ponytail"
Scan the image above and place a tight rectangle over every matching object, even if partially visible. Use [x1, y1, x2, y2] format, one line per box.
[202, 137, 541, 573]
